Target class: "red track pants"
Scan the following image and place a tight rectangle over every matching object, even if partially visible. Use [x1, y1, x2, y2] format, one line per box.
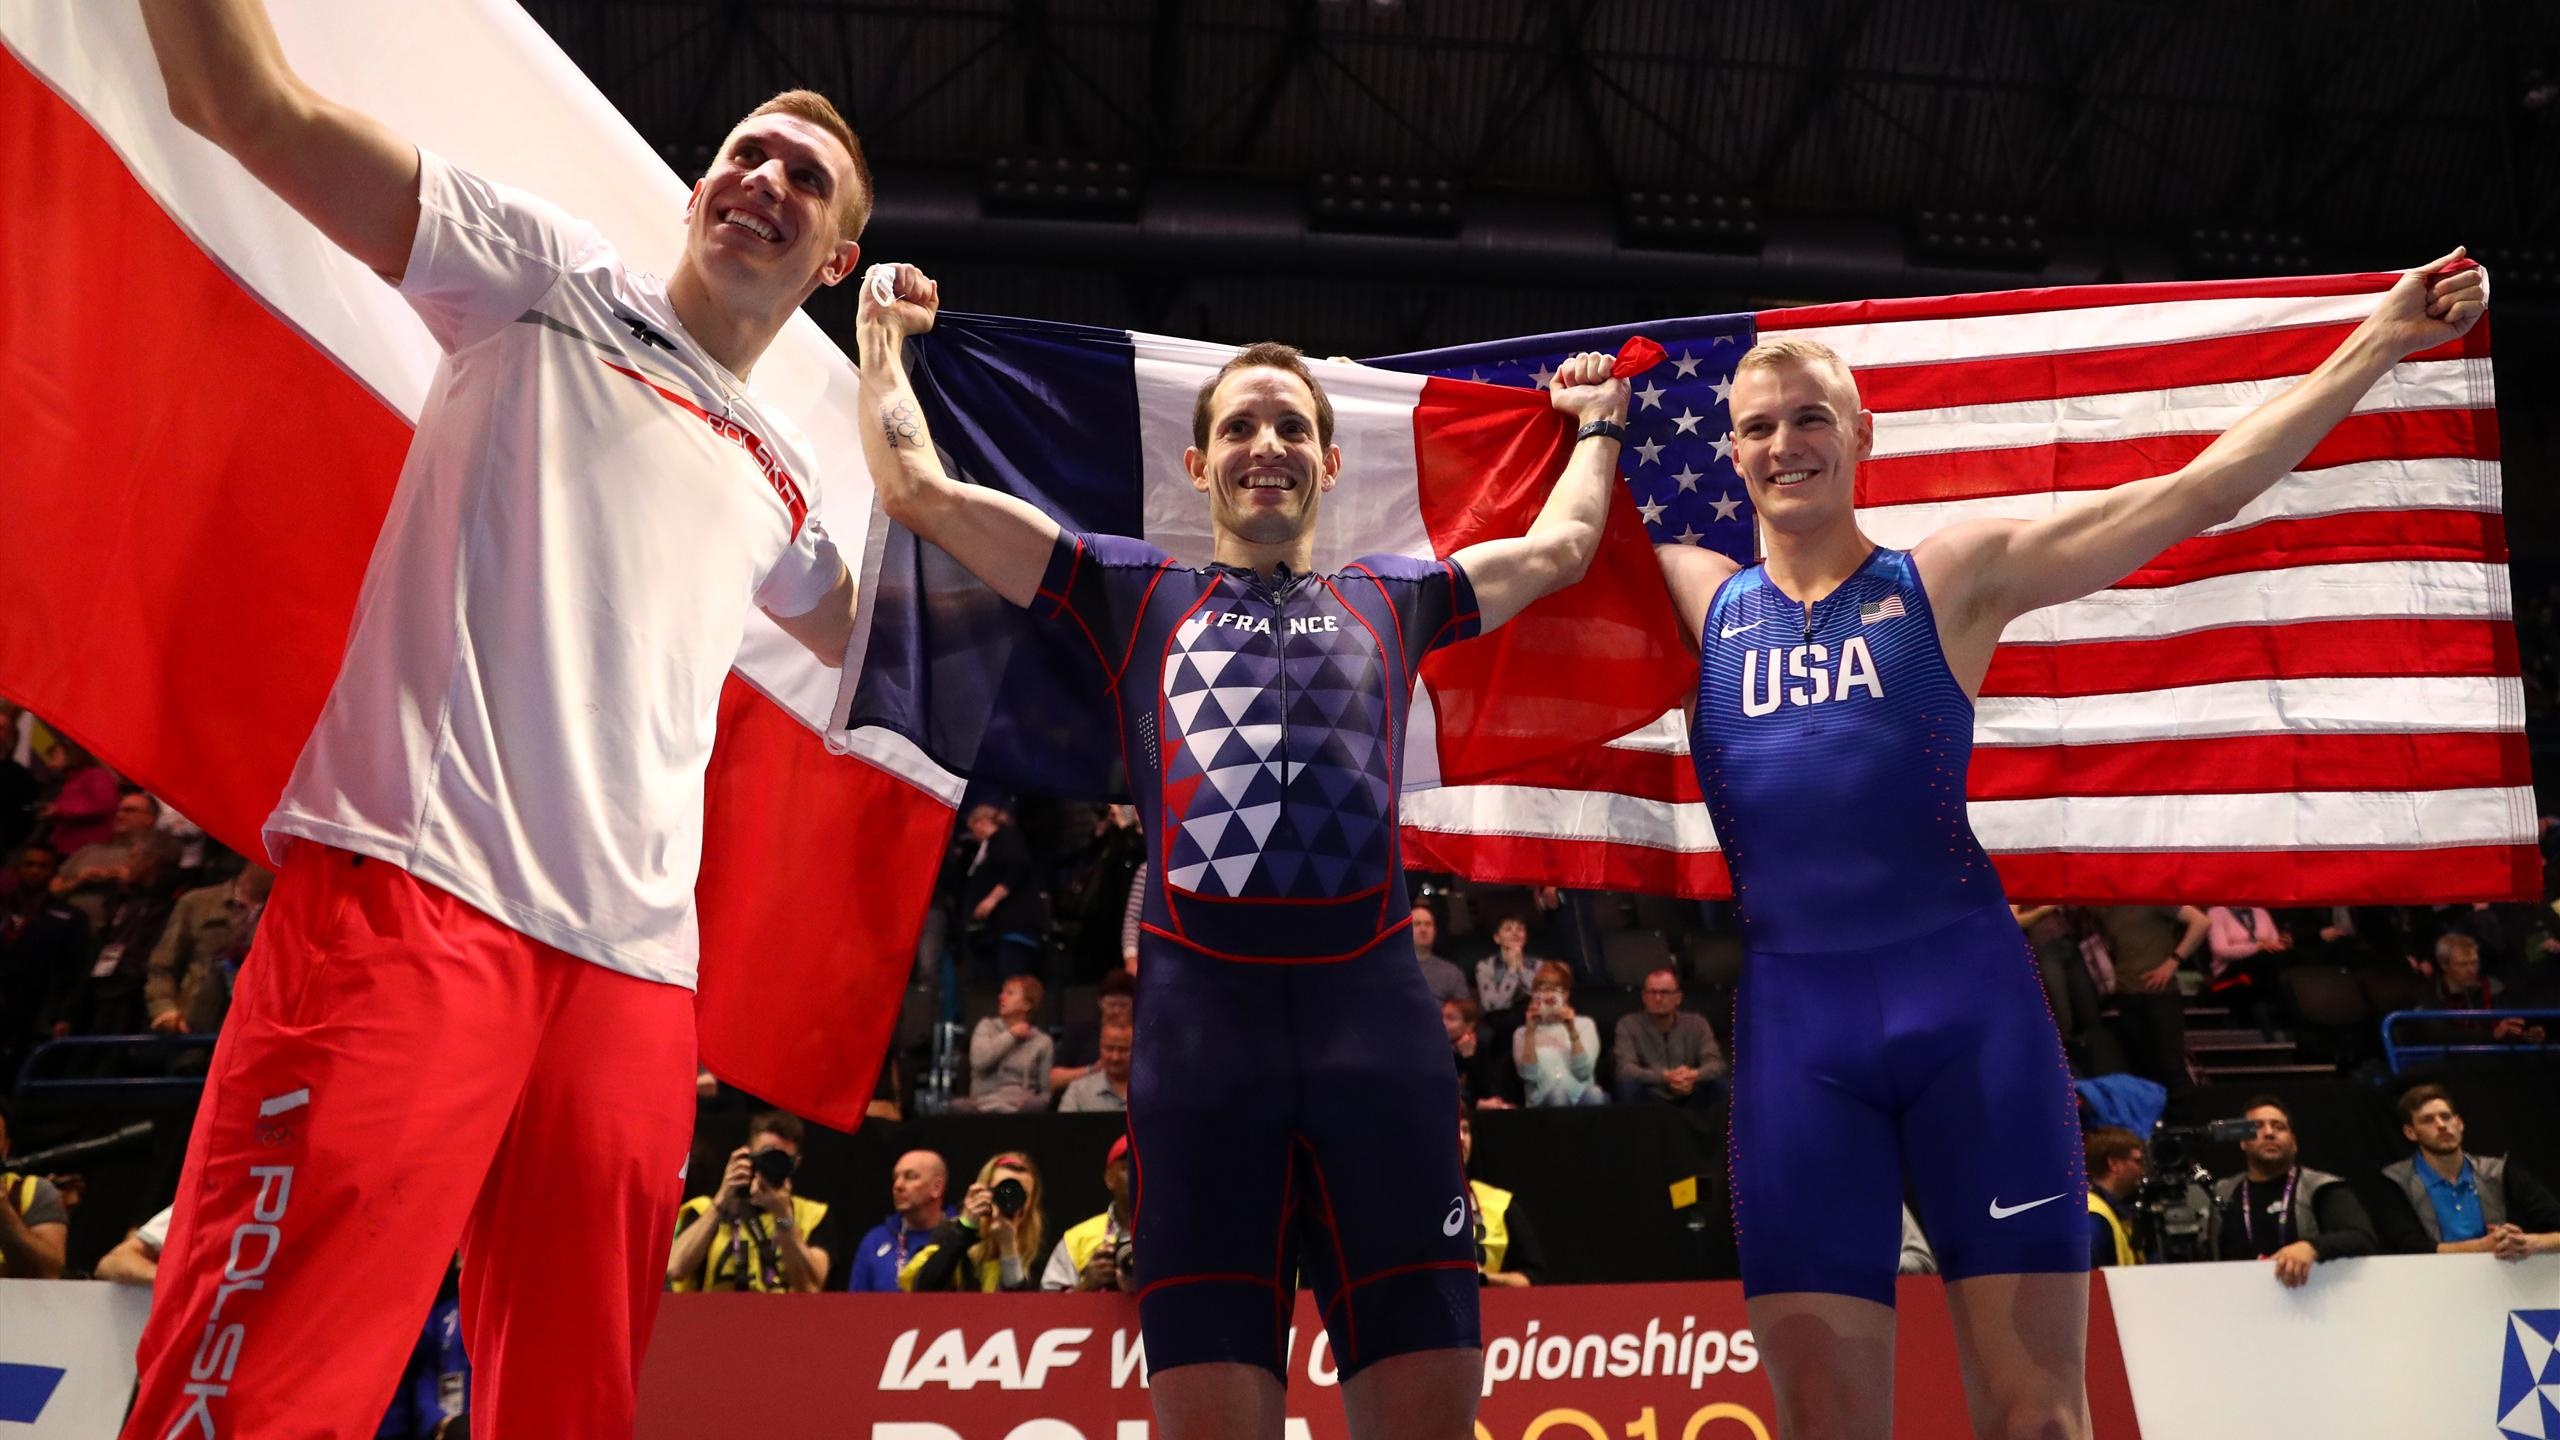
[124, 843, 697, 1439]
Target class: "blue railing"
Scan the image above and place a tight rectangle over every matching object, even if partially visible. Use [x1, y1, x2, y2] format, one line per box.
[2380, 1009, 2560, 1075]
[11, 1035, 218, 1096]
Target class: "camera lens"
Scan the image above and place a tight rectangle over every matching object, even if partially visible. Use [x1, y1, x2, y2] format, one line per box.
[750, 1148, 796, 1188]
[992, 1177, 1028, 1218]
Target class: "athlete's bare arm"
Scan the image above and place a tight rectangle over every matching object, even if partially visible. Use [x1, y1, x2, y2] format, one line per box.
[1918, 251, 2487, 687]
[141, 0, 422, 280]
[855, 264, 1062, 609]
[1654, 544, 1745, 651]
[1452, 353, 1634, 631]
[763, 568, 859, 666]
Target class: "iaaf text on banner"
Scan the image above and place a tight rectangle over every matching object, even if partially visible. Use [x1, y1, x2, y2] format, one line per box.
[637, 1281, 2144, 1440]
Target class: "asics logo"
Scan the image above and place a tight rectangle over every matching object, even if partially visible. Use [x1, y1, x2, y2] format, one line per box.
[1443, 1197, 1469, 1237]
[1719, 618, 1766, 640]
[1987, 1193, 2067, 1220]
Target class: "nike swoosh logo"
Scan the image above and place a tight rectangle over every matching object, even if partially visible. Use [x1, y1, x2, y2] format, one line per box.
[1719, 619, 1765, 640]
[1988, 1193, 2068, 1220]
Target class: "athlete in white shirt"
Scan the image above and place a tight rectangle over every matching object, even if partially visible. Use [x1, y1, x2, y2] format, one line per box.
[127, 3, 867, 1435]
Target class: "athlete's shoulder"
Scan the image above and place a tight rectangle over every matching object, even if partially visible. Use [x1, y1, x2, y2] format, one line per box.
[1072, 531, 1180, 571]
[1338, 551, 1448, 586]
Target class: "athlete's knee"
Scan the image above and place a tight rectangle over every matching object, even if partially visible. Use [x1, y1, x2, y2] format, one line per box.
[1970, 1394, 2084, 1440]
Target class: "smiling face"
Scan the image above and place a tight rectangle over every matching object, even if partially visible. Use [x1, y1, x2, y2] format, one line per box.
[682, 112, 863, 309]
[1727, 352, 1873, 537]
[1186, 364, 1340, 551]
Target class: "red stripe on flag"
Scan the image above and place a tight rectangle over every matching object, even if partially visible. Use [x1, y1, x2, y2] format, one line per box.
[1982, 618, 2520, 697]
[1402, 827, 1731, 898]
[2114, 509, 2506, 588]
[1407, 375, 1693, 783]
[1969, 732, 2530, 801]
[1856, 407, 2497, 506]
[695, 678, 947, 1130]
[1996, 843, 2539, 906]
[1760, 271, 2399, 331]
[0, 54, 408, 860]
[1854, 324, 2489, 414]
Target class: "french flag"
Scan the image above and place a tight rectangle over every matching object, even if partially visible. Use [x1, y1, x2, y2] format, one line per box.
[840, 313, 1689, 804]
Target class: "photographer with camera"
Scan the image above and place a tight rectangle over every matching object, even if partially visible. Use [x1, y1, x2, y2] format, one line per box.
[0, 1103, 69, 1279]
[2085, 1127, 2148, 1268]
[1044, 1135, 1139, 1292]
[2210, 1097, 2376, 1286]
[666, 1111, 834, 1294]
[1458, 1105, 1545, 1288]
[903, 1153, 1046, 1292]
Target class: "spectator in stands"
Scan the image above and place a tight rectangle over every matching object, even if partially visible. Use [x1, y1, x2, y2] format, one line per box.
[1059, 1020, 1133, 1113]
[98, 1203, 175, 1286]
[903, 1152, 1047, 1292]
[1459, 1105, 1544, 1287]
[2209, 1096, 2377, 1285]
[1898, 1206, 1937, 1276]
[0, 1103, 67, 1278]
[33, 739, 117, 856]
[2085, 1125, 2147, 1268]
[960, 803, 1045, 982]
[50, 830, 179, 1039]
[847, 1149, 950, 1293]
[1476, 914, 1544, 1015]
[2093, 904, 2210, 1095]
[0, 703, 35, 858]
[1120, 861, 1146, 975]
[144, 864, 271, 1037]
[1443, 996, 1513, 1109]
[1411, 902, 1473, 1007]
[1049, 967, 1134, 1099]
[2375, 1084, 2560, 1260]
[958, 976, 1053, 1114]
[666, 1111, 835, 1293]
[0, 842, 90, 1079]
[1042, 1134, 1136, 1292]
[2418, 932, 2545, 1043]
[1056, 804, 1144, 982]
[1513, 961, 1604, 1107]
[2014, 904, 2107, 1074]
[52, 789, 164, 929]
[1611, 967, 1725, 1108]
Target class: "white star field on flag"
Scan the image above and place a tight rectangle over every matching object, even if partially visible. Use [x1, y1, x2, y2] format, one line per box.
[1406, 317, 1760, 556]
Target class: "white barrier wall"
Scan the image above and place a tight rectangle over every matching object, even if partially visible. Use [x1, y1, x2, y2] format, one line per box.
[0, 1281, 149, 1437]
[2107, 1253, 2560, 1439]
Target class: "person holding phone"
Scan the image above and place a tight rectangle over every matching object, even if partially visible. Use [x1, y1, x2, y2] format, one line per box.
[902, 1153, 1047, 1292]
[1511, 963, 1604, 1108]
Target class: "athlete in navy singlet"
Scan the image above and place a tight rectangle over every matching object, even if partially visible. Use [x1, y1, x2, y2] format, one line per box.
[853, 261, 1636, 1440]
[1659, 251, 2487, 1439]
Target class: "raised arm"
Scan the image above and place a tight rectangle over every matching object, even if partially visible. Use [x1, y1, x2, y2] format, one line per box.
[1922, 252, 2488, 641]
[1450, 353, 1632, 631]
[856, 265, 1062, 608]
[141, 0, 422, 279]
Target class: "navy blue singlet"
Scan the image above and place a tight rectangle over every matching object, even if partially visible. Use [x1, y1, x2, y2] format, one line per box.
[1037, 529, 1482, 1378]
[1693, 547, 2087, 1302]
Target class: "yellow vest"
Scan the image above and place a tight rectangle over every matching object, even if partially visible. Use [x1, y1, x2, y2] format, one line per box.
[2087, 1192, 2138, 1267]
[0, 1174, 45, 1278]
[899, 1232, 1014, 1293]
[1471, 1178, 1514, 1276]
[672, 1193, 830, 1292]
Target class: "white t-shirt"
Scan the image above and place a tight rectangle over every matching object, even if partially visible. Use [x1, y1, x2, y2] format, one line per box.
[266, 150, 839, 988]
[136, 1205, 173, 1256]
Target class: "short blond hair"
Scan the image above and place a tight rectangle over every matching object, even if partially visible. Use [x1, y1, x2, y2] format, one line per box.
[1735, 336, 1863, 409]
[730, 89, 874, 238]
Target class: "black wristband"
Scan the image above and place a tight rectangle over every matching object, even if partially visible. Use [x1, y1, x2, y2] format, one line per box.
[1575, 418, 1628, 445]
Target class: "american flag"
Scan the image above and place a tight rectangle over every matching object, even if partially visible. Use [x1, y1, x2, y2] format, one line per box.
[1861, 595, 1908, 625]
[1370, 275, 2538, 905]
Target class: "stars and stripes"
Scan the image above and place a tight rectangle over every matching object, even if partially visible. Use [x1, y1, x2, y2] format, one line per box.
[1374, 318, 1759, 562]
[1377, 275, 2536, 906]
[1861, 595, 1907, 625]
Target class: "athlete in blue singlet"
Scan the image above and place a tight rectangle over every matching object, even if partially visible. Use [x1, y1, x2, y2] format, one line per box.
[1657, 250, 2486, 1438]
[852, 262, 1633, 1440]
